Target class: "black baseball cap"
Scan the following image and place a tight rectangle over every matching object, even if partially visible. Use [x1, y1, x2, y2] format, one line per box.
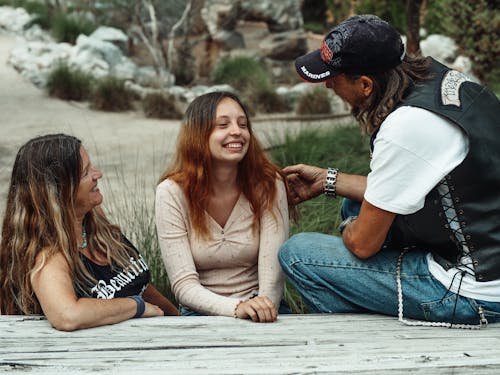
[295, 15, 405, 83]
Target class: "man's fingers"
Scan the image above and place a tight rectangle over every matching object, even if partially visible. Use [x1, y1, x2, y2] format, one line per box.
[282, 165, 300, 175]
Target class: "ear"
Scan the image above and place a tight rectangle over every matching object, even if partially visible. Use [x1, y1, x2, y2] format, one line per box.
[358, 76, 373, 97]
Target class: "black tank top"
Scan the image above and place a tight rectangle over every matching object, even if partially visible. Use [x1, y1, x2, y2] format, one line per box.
[78, 237, 150, 299]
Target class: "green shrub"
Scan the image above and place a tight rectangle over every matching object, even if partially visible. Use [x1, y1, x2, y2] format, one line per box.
[326, 0, 405, 31]
[355, 0, 406, 33]
[91, 77, 133, 112]
[425, 0, 500, 85]
[251, 87, 291, 114]
[212, 56, 270, 95]
[296, 88, 332, 115]
[271, 124, 370, 235]
[303, 22, 325, 34]
[46, 63, 94, 101]
[0, 0, 23, 6]
[23, 1, 51, 29]
[142, 92, 183, 119]
[212, 57, 291, 114]
[51, 12, 96, 44]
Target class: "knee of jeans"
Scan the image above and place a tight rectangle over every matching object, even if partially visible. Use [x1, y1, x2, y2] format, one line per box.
[278, 233, 313, 269]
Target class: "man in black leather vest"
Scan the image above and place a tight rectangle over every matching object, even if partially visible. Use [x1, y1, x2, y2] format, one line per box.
[278, 14, 500, 327]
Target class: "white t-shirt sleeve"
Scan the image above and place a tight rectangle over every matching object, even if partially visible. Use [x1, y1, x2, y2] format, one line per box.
[364, 106, 469, 215]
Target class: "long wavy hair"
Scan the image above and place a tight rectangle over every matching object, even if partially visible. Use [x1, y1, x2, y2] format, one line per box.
[159, 91, 292, 238]
[0, 134, 135, 315]
[349, 54, 432, 134]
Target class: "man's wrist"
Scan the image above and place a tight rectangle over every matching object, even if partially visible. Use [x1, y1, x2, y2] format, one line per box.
[324, 167, 338, 198]
[339, 216, 358, 235]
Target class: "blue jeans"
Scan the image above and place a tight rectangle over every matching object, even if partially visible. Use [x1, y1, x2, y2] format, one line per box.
[278, 199, 500, 325]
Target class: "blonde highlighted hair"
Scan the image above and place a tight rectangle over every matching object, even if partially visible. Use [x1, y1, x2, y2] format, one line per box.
[0, 134, 135, 314]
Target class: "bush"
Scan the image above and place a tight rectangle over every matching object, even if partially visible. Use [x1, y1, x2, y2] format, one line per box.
[425, 0, 500, 85]
[142, 93, 183, 119]
[296, 88, 332, 115]
[212, 56, 290, 114]
[91, 77, 133, 112]
[212, 56, 270, 95]
[51, 12, 96, 44]
[46, 63, 94, 101]
[251, 87, 291, 114]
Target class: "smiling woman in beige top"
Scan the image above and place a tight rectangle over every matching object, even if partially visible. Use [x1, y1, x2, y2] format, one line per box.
[155, 91, 292, 322]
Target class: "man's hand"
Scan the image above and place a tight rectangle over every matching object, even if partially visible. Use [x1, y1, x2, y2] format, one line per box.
[282, 164, 326, 204]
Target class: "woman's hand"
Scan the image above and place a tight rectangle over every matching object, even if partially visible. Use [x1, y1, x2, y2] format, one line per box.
[234, 296, 278, 322]
[142, 302, 165, 318]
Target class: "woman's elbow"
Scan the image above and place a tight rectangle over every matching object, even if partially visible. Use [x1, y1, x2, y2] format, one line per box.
[48, 310, 84, 331]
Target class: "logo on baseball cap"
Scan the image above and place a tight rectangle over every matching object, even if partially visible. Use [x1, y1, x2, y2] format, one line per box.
[296, 15, 405, 83]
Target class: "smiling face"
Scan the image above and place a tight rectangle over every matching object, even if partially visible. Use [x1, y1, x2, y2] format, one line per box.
[208, 97, 250, 166]
[74, 146, 103, 220]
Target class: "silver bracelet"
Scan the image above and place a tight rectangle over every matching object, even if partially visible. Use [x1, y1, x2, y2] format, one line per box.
[324, 167, 338, 198]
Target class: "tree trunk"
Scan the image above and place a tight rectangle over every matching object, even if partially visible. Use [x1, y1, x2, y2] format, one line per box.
[406, 0, 423, 56]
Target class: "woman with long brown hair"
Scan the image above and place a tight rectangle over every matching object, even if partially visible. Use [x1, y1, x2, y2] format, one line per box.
[0, 134, 178, 330]
[155, 91, 291, 322]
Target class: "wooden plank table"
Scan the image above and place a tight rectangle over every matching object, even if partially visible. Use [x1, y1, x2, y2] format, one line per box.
[1, 314, 499, 374]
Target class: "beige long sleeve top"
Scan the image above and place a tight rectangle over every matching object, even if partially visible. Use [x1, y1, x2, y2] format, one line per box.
[155, 178, 289, 316]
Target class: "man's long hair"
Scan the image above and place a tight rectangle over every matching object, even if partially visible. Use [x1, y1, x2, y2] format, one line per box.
[159, 91, 292, 238]
[350, 54, 432, 134]
[0, 134, 135, 314]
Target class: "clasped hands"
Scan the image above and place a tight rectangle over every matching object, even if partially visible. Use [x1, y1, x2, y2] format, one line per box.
[234, 295, 278, 322]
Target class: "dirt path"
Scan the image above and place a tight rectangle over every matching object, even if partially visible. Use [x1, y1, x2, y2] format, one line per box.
[0, 32, 351, 218]
[0, 33, 184, 216]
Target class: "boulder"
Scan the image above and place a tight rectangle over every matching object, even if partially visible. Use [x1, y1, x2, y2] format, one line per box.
[420, 34, 458, 64]
[258, 29, 307, 60]
[0, 6, 31, 33]
[90, 26, 129, 54]
[240, 0, 303, 32]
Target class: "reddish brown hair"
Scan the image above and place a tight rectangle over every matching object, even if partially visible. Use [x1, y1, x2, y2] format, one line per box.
[158, 91, 289, 238]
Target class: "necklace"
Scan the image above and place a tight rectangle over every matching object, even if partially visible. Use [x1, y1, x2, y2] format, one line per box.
[80, 225, 88, 249]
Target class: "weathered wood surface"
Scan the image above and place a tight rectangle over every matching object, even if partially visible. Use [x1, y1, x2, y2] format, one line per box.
[1, 314, 499, 374]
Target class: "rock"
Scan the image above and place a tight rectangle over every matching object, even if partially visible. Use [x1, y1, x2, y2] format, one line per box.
[171, 0, 303, 80]
[450, 55, 479, 82]
[259, 29, 307, 60]
[73, 34, 123, 68]
[7, 40, 73, 87]
[111, 59, 137, 81]
[213, 29, 245, 50]
[90, 26, 129, 54]
[0, 6, 32, 33]
[240, 0, 303, 32]
[420, 34, 458, 64]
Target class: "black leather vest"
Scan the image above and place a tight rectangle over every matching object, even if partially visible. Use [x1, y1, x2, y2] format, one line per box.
[372, 59, 500, 282]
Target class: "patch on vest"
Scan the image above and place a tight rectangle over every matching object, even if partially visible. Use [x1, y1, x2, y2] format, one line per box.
[441, 70, 471, 107]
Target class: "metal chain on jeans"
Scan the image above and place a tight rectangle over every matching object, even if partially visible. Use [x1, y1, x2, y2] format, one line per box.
[396, 249, 488, 329]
